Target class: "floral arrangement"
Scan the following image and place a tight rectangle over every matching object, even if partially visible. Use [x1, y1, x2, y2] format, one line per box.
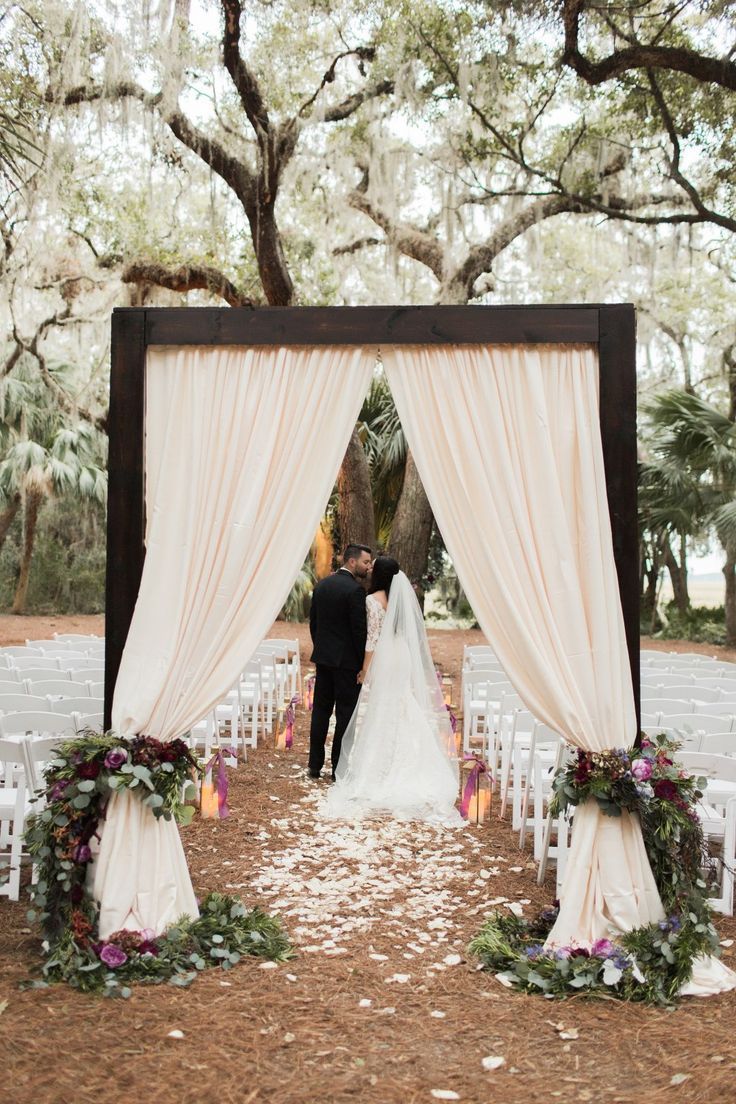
[24, 731, 291, 995]
[471, 734, 721, 1004]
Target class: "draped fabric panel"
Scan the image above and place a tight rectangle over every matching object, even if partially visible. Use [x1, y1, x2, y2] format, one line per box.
[95, 345, 373, 936]
[384, 344, 663, 939]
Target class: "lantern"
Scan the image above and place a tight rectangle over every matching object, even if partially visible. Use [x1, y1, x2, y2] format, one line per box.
[460, 756, 492, 824]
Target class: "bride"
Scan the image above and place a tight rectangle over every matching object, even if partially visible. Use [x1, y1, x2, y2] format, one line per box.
[322, 556, 462, 825]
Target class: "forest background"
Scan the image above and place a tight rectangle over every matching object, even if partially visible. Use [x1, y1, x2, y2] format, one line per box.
[1, 0, 735, 643]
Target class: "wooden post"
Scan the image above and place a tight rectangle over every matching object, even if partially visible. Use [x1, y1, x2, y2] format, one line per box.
[598, 304, 640, 730]
[104, 310, 147, 730]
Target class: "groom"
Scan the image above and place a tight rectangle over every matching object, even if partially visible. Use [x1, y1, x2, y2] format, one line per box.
[308, 543, 372, 780]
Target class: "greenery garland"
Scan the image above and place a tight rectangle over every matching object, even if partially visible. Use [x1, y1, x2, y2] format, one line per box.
[470, 734, 722, 1004]
[23, 731, 291, 996]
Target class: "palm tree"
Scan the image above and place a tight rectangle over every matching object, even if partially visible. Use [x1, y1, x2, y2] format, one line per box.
[0, 366, 107, 613]
[642, 390, 736, 643]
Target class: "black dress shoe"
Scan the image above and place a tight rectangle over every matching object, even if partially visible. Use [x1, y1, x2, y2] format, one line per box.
[308, 769, 321, 780]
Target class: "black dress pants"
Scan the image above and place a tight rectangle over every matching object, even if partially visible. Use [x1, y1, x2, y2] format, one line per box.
[308, 664, 361, 776]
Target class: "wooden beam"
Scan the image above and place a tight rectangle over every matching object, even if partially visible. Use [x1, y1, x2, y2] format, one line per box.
[598, 303, 640, 729]
[104, 309, 147, 730]
[134, 304, 600, 346]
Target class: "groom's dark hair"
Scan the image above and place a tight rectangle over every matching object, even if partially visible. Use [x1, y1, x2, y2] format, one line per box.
[343, 543, 372, 562]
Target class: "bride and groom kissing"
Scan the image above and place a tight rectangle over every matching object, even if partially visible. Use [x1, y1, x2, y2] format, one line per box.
[308, 544, 461, 825]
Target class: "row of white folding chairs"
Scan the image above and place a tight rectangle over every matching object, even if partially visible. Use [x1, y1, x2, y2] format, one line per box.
[642, 673, 736, 693]
[0, 657, 104, 675]
[641, 726, 736, 755]
[0, 679, 104, 699]
[0, 726, 102, 901]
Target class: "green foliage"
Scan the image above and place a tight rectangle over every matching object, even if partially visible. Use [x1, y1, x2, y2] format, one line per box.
[0, 498, 105, 613]
[654, 601, 726, 644]
[472, 734, 721, 1004]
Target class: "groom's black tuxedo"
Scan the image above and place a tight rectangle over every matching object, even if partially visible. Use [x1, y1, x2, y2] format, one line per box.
[308, 568, 367, 778]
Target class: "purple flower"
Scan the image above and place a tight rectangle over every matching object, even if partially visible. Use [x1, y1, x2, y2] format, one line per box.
[73, 844, 92, 864]
[99, 943, 128, 968]
[591, 938, 615, 958]
[49, 781, 69, 802]
[631, 758, 652, 782]
[523, 944, 545, 960]
[104, 747, 128, 770]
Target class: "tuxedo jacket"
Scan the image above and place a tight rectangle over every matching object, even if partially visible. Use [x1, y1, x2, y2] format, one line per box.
[309, 569, 367, 671]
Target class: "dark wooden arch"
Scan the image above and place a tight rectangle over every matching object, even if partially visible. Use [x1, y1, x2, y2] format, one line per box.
[104, 304, 638, 730]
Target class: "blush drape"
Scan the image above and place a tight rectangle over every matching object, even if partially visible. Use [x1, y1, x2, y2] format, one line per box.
[94, 345, 373, 937]
[386, 342, 735, 994]
[384, 344, 725, 969]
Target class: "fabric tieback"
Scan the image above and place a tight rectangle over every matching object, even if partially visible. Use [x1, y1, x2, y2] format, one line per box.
[284, 695, 300, 749]
[460, 755, 490, 820]
[204, 747, 236, 819]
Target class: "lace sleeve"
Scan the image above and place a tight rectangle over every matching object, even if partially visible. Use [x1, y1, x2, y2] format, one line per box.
[365, 597, 384, 653]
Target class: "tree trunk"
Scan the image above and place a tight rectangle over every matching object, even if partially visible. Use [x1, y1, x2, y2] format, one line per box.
[639, 535, 661, 629]
[0, 493, 21, 552]
[248, 201, 294, 306]
[388, 451, 434, 589]
[724, 542, 736, 648]
[662, 534, 689, 614]
[11, 489, 43, 615]
[337, 428, 375, 552]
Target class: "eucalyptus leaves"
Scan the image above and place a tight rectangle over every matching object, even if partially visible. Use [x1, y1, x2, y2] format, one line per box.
[23, 731, 291, 994]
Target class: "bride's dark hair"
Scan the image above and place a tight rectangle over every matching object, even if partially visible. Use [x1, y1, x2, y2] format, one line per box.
[368, 555, 400, 596]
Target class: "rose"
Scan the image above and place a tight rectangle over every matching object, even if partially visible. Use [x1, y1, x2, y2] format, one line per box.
[77, 760, 100, 780]
[104, 747, 128, 770]
[631, 758, 652, 781]
[73, 843, 92, 864]
[138, 940, 160, 956]
[70, 883, 84, 904]
[653, 779, 678, 802]
[591, 938, 615, 958]
[99, 943, 128, 968]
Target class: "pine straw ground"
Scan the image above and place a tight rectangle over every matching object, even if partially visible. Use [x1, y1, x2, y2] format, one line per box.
[1, 622, 736, 1104]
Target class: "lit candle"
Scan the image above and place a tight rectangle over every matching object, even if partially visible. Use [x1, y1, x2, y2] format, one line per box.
[200, 780, 219, 818]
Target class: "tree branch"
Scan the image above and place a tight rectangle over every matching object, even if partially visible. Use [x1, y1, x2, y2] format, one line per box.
[348, 187, 444, 279]
[221, 0, 270, 136]
[121, 261, 257, 307]
[647, 73, 736, 234]
[562, 0, 736, 91]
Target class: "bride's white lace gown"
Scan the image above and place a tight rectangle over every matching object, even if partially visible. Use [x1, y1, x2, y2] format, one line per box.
[322, 573, 462, 825]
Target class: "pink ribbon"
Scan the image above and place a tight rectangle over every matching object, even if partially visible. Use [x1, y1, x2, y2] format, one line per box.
[460, 754, 490, 820]
[284, 694, 300, 749]
[447, 706, 457, 734]
[204, 747, 236, 819]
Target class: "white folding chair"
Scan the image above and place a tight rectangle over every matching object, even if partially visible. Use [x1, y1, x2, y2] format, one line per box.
[669, 685, 721, 703]
[665, 713, 733, 737]
[499, 708, 536, 822]
[58, 656, 105, 672]
[537, 742, 574, 891]
[88, 682, 105, 698]
[1, 646, 43, 659]
[0, 693, 53, 714]
[26, 680, 91, 698]
[0, 739, 29, 901]
[10, 661, 63, 675]
[699, 733, 736, 756]
[263, 638, 301, 701]
[74, 712, 104, 733]
[678, 752, 736, 916]
[640, 710, 662, 729]
[641, 672, 696, 687]
[0, 712, 78, 741]
[51, 697, 104, 717]
[645, 697, 694, 716]
[518, 725, 563, 848]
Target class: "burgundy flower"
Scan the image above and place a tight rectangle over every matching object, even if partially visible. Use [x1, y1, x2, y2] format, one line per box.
[77, 761, 100, 780]
[99, 943, 128, 968]
[70, 884, 84, 905]
[73, 844, 92, 864]
[104, 748, 128, 770]
[653, 779, 678, 802]
[568, 947, 590, 958]
[138, 939, 160, 956]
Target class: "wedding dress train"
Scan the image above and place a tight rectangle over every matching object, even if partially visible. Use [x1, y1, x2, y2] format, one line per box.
[322, 572, 462, 825]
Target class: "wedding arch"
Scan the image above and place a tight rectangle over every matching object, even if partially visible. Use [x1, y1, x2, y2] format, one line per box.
[89, 301, 736, 995]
